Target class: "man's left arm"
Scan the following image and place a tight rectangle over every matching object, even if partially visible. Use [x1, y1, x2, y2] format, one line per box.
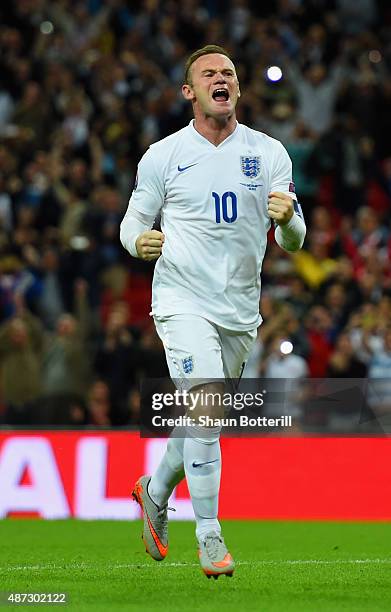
[268, 142, 306, 252]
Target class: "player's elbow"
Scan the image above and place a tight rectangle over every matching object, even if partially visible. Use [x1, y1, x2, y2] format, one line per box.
[279, 242, 302, 253]
[119, 219, 136, 257]
[283, 234, 306, 252]
[119, 220, 128, 251]
[275, 220, 306, 252]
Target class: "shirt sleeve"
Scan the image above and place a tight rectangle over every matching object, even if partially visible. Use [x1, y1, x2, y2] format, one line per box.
[270, 141, 298, 202]
[271, 140, 305, 221]
[274, 212, 306, 252]
[128, 147, 165, 216]
[120, 207, 156, 257]
[119, 147, 164, 257]
[271, 140, 306, 251]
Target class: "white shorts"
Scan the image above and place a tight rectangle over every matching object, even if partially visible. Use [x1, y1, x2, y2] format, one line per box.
[154, 314, 257, 390]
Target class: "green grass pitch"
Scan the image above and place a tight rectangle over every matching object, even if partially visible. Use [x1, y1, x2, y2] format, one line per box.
[1, 520, 391, 611]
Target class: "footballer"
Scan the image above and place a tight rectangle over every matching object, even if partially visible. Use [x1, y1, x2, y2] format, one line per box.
[120, 45, 306, 578]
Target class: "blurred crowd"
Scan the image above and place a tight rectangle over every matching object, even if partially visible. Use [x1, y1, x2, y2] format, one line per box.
[0, 0, 390, 429]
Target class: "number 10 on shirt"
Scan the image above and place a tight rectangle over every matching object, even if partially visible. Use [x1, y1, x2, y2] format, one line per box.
[212, 191, 238, 224]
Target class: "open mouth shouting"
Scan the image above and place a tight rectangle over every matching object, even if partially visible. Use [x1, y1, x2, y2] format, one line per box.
[212, 87, 230, 103]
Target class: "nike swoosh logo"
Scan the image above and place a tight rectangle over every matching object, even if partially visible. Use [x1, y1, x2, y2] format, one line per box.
[178, 163, 197, 172]
[192, 459, 219, 468]
[134, 479, 168, 558]
[146, 512, 168, 558]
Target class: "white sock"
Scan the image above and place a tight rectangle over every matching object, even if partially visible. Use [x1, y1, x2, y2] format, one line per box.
[183, 425, 221, 542]
[148, 432, 185, 508]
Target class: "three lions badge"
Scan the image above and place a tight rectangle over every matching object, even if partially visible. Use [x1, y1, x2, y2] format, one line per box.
[240, 156, 261, 179]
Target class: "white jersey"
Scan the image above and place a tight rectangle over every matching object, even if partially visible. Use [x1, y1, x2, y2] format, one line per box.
[127, 120, 297, 331]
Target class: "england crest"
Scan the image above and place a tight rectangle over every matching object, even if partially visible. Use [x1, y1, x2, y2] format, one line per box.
[182, 356, 194, 374]
[241, 156, 261, 178]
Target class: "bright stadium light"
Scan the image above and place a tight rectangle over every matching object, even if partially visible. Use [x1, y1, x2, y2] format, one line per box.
[40, 21, 54, 35]
[280, 340, 293, 355]
[368, 49, 382, 63]
[266, 66, 283, 82]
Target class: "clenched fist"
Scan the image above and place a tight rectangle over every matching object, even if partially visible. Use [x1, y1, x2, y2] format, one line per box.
[267, 191, 294, 226]
[136, 230, 165, 261]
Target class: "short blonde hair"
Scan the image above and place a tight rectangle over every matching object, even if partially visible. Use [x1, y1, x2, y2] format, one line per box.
[184, 45, 232, 85]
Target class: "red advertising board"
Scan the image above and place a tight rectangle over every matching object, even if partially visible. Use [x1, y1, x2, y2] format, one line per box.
[0, 432, 390, 520]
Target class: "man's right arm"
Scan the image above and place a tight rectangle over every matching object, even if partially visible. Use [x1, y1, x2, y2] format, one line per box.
[120, 148, 165, 261]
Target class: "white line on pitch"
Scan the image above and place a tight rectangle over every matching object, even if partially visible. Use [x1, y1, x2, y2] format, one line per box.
[2, 559, 391, 572]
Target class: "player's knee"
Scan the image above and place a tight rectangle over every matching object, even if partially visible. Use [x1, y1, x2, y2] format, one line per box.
[188, 382, 225, 422]
[186, 421, 221, 444]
